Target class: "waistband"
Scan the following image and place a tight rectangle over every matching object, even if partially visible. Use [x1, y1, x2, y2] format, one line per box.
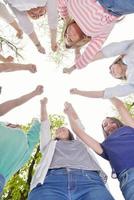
[48, 168, 98, 175]
[97, 0, 122, 17]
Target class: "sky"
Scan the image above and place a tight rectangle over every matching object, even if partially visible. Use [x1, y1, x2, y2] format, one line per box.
[1, 13, 134, 200]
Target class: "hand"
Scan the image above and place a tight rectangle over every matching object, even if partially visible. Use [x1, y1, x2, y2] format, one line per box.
[51, 42, 58, 52]
[16, 29, 23, 39]
[40, 97, 48, 105]
[63, 65, 76, 74]
[64, 102, 71, 114]
[70, 88, 79, 94]
[27, 64, 37, 73]
[36, 44, 46, 54]
[4, 56, 14, 63]
[34, 85, 44, 95]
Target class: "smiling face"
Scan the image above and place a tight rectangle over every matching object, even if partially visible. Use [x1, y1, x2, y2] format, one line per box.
[27, 7, 46, 20]
[65, 22, 84, 48]
[109, 63, 126, 79]
[102, 118, 119, 137]
[55, 127, 70, 140]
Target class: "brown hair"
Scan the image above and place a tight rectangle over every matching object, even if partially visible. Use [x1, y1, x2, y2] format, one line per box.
[109, 55, 127, 80]
[63, 19, 91, 49]
[55, 128, 75, 141]
[102, 117, 124, 138]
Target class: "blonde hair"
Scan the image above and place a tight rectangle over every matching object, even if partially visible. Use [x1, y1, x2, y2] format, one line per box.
[63, 18, 91, 49]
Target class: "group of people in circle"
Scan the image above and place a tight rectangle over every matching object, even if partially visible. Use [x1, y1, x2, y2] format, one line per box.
[0, 0, 134, 199]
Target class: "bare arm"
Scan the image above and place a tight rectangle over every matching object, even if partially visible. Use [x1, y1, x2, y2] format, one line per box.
[0, 63, 37, 73]
[65, 110, 103, 154]
[70, 88, 104, 98]
[0, 85, 43, 116]
[29, 31, 45, 54]
[110, 98, 134, 128]
[50, 28, 57, 52]
[40, 97, 51, 152]
[40, 97, 48, 121]
[64, 102, 103, 154]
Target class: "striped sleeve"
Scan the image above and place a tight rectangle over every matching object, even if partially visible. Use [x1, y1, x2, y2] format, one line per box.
[57, 0, 68, 18]
[75, 35, 108, 69]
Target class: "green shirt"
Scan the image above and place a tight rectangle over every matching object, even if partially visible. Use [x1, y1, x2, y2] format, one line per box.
[0, 119, 40, 182]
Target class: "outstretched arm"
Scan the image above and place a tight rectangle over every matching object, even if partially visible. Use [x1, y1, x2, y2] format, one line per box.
[0, 63, 37, 73]
[40, 97, 51, 152]
[0, 85, 43, 116]
[64, 103, 103, 154]
[70, 88, 104, 98]
[40, 97, 48, 122]
[110, 97, 134, 128]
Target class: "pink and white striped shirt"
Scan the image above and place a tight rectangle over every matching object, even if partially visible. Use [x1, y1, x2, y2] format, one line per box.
[58, 0, 118, 69]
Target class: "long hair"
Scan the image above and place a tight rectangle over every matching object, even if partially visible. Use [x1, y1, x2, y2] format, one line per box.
[102, 117, 124, 139]
[63, 18, 91, 49]
[55, 128, 75, 141]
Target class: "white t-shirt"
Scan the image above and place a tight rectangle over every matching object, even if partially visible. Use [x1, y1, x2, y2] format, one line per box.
[4, 0, 58, 35]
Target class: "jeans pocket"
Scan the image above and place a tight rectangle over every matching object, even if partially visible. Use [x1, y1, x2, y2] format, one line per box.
[84, 171, 102, 184]
[119, 172, 128, 190]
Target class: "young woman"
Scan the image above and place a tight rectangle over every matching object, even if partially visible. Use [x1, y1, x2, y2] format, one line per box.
[28, 97, 114, 200]
[0, 85, 43, 194]
[70, 39, 134, 98]
[0, 2, 23, 39]
[70, 40, 134, 98]
[66, 98, 134, 200]
[59, 0, 134, 74]
[4, 0, 58, 53]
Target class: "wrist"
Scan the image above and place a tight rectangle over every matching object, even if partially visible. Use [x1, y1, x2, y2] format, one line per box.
[72, 65, 76, 70]
[35, 42, 41, 48]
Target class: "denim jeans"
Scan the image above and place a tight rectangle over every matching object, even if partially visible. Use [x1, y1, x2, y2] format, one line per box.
[118, 168, 134, 200]
[97, 0, 134, 16]
[28, 168, 115, 200]
[0, 174, 5, 196]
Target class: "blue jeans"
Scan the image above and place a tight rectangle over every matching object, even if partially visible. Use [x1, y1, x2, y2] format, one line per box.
[97, 0, 134, 16]
[28, 168, 115, 200]
[118, 168, 134, 200]
[0, 174, 5, 195]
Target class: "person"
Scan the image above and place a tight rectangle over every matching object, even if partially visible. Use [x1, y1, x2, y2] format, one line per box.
[70, 39, 134, 98]
[0, 85, 43, 194]
[70, 41, 134, 98]
[0, 62, 37, 73]
[0, 2, 23, 39]
[4, 0, 58, 53]
[58, 0, 120, 74]
[28, 97, 115, 200]
[67, 98, 134, 200]
[59, 0, 134, 75]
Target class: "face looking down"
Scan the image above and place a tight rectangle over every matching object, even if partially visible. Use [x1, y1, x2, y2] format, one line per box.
[27, 7, 46, 20]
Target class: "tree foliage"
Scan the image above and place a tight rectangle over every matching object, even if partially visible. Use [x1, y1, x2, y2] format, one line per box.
[1, 114, 65, 200]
